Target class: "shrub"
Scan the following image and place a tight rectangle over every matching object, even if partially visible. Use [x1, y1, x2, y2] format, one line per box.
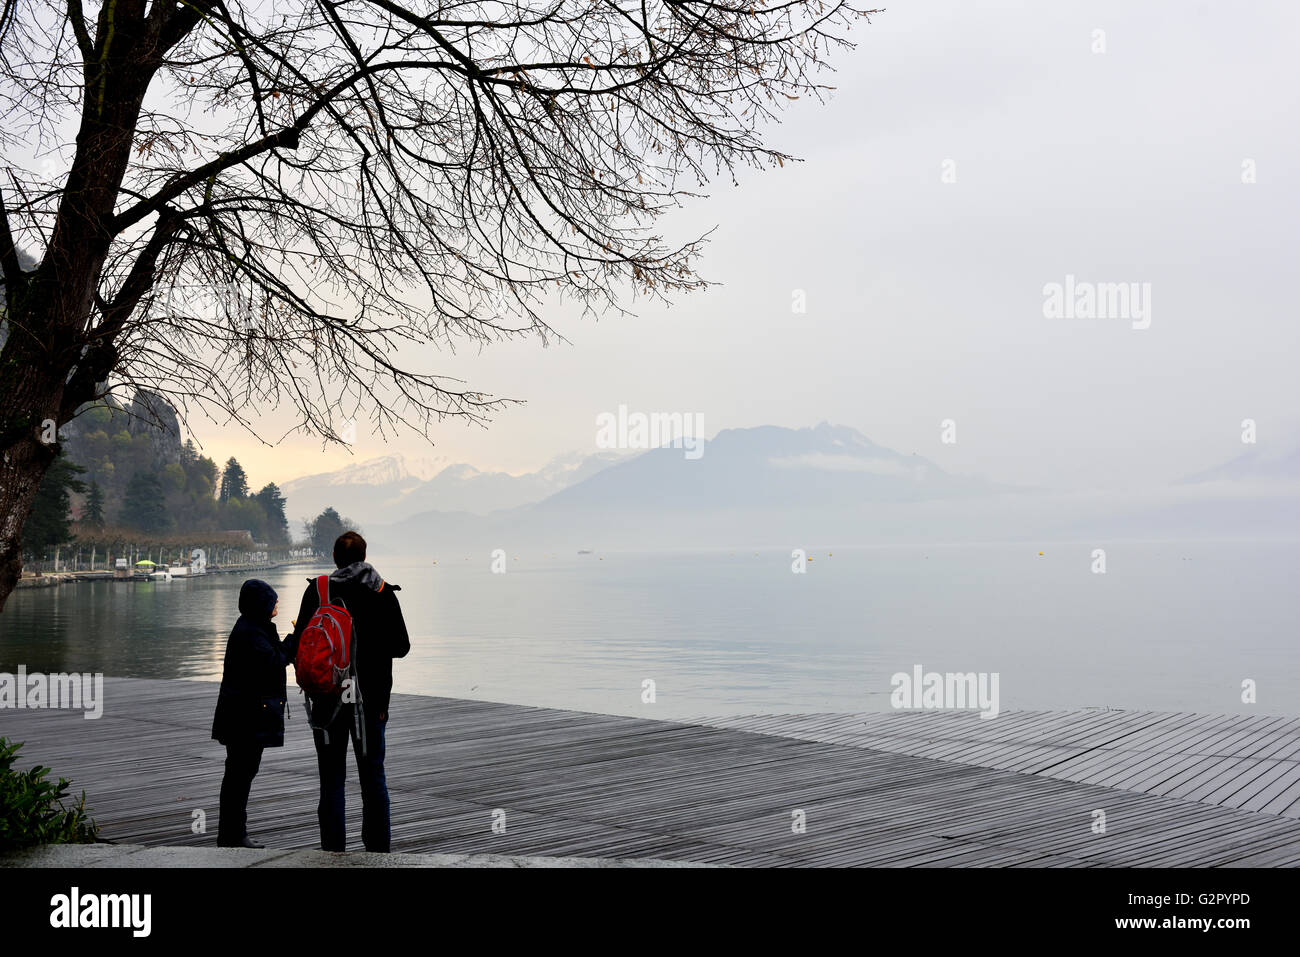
[0, 737, 100, 851]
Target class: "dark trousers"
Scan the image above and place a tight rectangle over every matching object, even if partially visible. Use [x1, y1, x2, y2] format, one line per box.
[218, 743, 264, 846]
[312, 704, 390, 852]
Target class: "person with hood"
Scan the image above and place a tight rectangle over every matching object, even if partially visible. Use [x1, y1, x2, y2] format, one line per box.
[289, 530, 410, 852]
[211, 579, 298, 848]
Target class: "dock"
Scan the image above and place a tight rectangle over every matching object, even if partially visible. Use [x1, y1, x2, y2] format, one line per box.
[12, 557, 324, 589]
[4, 677, 1300, 866]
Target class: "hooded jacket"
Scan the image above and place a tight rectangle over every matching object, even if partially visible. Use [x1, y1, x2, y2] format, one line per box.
[289, 561, 410, 719]
[211, 580, 297, 747]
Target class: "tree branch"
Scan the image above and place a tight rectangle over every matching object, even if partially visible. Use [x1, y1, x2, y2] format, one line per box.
[0, 178, 22, 298]
[109, 57, 463, 236]
[65, 0, 94, 65]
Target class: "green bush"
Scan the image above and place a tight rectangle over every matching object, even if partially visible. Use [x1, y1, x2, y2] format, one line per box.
[0, 737, 100, 851]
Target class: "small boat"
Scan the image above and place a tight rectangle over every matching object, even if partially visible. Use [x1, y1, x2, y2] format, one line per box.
[149, 564, 173, 582]
[577, 549, 593, 555]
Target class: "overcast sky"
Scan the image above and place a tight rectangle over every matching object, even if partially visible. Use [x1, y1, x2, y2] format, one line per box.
[199, 0, 1300, 495]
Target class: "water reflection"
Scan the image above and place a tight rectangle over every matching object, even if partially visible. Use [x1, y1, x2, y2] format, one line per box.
[2, 545, 1297, 719]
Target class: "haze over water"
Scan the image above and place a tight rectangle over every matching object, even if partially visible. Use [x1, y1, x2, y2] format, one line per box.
[2, 542, 1295, 720]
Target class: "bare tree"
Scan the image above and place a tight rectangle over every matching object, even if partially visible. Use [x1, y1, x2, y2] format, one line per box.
[0, 0, 877, 607]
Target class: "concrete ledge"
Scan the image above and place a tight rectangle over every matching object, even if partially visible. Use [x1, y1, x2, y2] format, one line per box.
[0, 843, 715, 869]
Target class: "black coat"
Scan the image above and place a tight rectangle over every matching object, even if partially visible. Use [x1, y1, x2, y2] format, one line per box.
[289, 563, 410, 719]
[211, 580, 297, 747]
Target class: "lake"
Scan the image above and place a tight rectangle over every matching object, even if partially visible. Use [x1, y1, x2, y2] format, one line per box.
[1, 542, 1296, 720]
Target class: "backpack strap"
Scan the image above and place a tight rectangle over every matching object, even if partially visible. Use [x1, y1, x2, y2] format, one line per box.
[316, 574, 330, 607]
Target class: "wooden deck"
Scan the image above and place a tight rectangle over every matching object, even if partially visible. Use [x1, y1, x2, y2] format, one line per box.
[691, 709, 1300, 819]
[5, 677, 1300, 866]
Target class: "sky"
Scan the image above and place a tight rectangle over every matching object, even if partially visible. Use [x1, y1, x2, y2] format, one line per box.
[190, 0, 1300, 495]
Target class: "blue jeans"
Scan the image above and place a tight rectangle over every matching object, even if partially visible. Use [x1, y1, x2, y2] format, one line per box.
[312, 704, 390, 852]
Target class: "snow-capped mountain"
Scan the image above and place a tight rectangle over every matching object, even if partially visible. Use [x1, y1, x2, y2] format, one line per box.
[281, 450, 626, 526]
[300, 454, 445, 488]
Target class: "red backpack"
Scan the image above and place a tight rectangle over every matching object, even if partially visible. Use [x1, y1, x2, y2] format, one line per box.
[295, 576, 353, 695]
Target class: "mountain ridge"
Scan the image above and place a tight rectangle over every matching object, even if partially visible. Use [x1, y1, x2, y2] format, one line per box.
[280, 448, 629, 525]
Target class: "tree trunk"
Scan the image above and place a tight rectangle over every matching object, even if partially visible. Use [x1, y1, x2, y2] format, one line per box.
[0, 354, 67, 609]
[0, 433, 57, 609]
[0, 5, 161, 610]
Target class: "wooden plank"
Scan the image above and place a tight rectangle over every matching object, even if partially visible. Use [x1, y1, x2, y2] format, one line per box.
[695, 708, 1300, 821]
[4, 678, 1299, 867]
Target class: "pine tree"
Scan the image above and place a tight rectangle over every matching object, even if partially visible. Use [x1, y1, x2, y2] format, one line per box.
[122, 472, 172, 533]
[83, 481, 106, 527]
[218, 457, 249, 502]
[254, 483, 290, 545]
[22, 450, 87, 557]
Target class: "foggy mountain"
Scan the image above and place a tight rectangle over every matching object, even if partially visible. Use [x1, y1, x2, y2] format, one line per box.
[1179, 444, 1300, 485]
[365, 423, 1012, 553]
[281, 449, 627, 526]
[360, 424, 1300, 554]
[537, 423, 1000, 510]
[1036, 440, 1300, 543]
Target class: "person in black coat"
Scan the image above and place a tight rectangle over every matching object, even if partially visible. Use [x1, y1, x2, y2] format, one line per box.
[289, 531, 409, 852]
[211, 579, 298, 848]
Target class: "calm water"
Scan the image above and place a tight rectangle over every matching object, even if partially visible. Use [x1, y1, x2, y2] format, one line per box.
[1, 543, 1296, 719]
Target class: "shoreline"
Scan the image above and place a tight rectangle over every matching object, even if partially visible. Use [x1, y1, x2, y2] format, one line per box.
[13, 557, 327, 590]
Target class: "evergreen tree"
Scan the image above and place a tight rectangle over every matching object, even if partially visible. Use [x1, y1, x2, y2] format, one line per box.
[254, 483, 290, 545]
[218, 457, 249, 502]
[122, 472, 172, 533]
[22, 450, 87, 557]
[82, 481, 106, 526]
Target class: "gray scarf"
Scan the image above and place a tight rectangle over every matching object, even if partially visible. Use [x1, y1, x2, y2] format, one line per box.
[329, 560, 385, 592]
